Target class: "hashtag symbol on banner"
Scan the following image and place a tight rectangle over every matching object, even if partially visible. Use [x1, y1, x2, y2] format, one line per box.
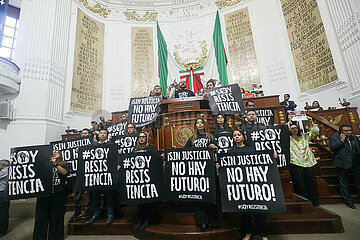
[82, 150, 91, 160]
[123, 158, 130, 168]
[251, 131, 260, 141]
[115, 139, 120, 145]
[107, 126, 112, 132]
[209, 91, 216, 96]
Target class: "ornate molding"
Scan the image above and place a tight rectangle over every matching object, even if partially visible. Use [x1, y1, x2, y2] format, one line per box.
[79, 0, 109, 18]
[124, 11, 157, 22]
[216, 0, 245, 9]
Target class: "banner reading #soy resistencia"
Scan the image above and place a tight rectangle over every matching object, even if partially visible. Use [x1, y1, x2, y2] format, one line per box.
[7, 145, 53, 200]
[246, 125, 290, 169]
[76, 143, 118, 191]
[118, 150, 164, 204]
[164, 148, 216, 204]
[218, 151, 286, 214]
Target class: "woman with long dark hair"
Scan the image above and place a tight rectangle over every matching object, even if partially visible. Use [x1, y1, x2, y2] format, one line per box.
[133, 131, 158, 229]
[211, 114, 233, 135]
[288, 116, 319, 206]
[228, 129, 268, 240]
[185, 118, 221, 232]
[33, 150, 70, 240]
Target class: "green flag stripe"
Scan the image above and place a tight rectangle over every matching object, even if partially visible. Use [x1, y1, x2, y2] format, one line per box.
[213, 11, 228, 86]
[157, 22, 168, 95]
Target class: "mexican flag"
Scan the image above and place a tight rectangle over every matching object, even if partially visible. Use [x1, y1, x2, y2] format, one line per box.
[157, 11, 229, 95]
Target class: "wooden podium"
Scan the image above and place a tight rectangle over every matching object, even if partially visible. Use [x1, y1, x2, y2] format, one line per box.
[68, 95, 344, 238]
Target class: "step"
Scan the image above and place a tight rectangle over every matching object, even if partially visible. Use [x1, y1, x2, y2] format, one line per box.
[322, 175, 339, 185]
[320, 166, 337, 175]
[133, 224, 241, 240]
[319, 194, 359, 204]
[9, 198, 36, 218]
[317, 159, 334, 167]
[328, 184, 358, 195]
[67, 206, 137, 235]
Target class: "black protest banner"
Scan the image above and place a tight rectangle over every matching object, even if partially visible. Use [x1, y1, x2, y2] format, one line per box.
[105, 121, 128, 137]
[164, 148, 216, 203]
[50, 136, 93, 178]
[128, 96, 161, 127]
[205, 84, 245, 115]
[7, 145, 53, 200]
[245, 107, 275, 126]
[246, 125, 290, 169]
[118, 151, 164, 204]
[112, 135, 137, 154]
[76, 143, 118, 191]
[214, 132, 234, 154]
[218, 151, 286, 214]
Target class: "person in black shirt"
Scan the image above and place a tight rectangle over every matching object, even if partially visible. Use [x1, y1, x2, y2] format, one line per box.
[211, 114, 233, 135]
[132, 131, 158, 229]
[87, 129, 116, 225]
[280, 94, 297, 121]
[33, 150, 70, 240]
[152, 85, 168, 100]
[175, 79, 195, 98]
[240, 110, 265, 131]
[185, 118, 221, 232]
[228, 130, 268, 240]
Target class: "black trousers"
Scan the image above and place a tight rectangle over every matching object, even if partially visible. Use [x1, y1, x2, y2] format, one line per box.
[92, 190, 115, 217]
[195, 202, 222, 227]
[33, 190, 66, 240]
[74, 191, 93, 215]
[241, 212, 267, 237]
[337, 163, 360, 205]
[290, 164, 319, 206]
[0, 191, 10, 235]
[137, 204, 153, 224]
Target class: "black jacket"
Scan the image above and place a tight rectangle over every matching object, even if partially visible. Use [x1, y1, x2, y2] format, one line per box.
[329, 133, 360, 169]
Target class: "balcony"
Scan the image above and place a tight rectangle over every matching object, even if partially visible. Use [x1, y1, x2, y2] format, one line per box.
[0, 57, 20, 95]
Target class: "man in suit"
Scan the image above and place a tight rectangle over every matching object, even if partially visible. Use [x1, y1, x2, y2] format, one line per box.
[280, 94, 297, 121]
[329, 124, 360, 209]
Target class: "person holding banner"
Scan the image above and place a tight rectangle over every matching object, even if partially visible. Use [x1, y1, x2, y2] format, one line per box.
[240, 110, 265, 131]
[87, 129, 116, 225]
[288, 116, 320, 206]
[0, 159, 10, 237]
[211, 114, 233, 135]
[69, 128, 93, 222]
[228, 130, 269, 240]
[132, 131, 157, 229]
[33, 150, 70, 240]
[185, 118, 222, 232]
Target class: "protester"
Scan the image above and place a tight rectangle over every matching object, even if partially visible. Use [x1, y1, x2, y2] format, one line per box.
[132, 131, 158, 229]
[329, 125, 360, 209]
[126, 123, 137, 135]
[87, 129, 116, 224]
[153, 85, 167, 99]
[212, 114, 233, 134]
[185, 118, 221, 232]
[206, 79, 216, 89]
[0, 159, 10, 237]
[69, 129, 93, 222]
[90, 121, 97, 132]
[228, 130, 268, 240]
[310, 101, 323, 111]
[240, 110, 264, 131]
[92, 123, 100, 141]
[240, 88, 246, 94]
[99, 116, 106, 129]
[245, 100, 255, 108]
[33, 151, 70, 240]
[288, 116, 320, 206]
[175, 79, 195, 98]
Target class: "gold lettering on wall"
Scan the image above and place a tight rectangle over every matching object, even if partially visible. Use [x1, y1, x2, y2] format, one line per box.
[224, 8, 260, 91]
[71, 9, 104, 113]
[131, 27, 154, 97]
[281, 0, 338, 91]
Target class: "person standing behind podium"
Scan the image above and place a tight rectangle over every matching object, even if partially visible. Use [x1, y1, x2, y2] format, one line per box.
[175, 79, 195, 98]
[185, 118, 221, 232]
[87, 129, 116, 224]
[33, 151, 70, 240]
[329, 125, 360, 209]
